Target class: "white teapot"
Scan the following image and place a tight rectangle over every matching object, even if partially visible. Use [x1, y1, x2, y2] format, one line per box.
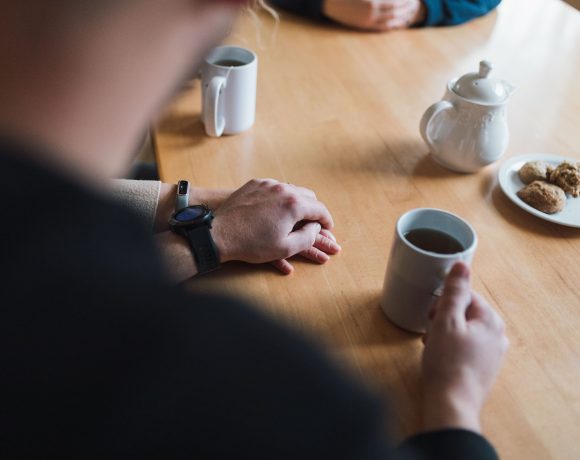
[420, 61, 516, 173]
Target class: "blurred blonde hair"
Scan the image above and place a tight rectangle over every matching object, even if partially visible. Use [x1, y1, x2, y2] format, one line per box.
[246, 0, 280, 40]
[250, 0, 279, 20]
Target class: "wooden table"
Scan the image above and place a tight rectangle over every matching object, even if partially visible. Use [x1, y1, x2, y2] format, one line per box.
[154, 0, 580, 458]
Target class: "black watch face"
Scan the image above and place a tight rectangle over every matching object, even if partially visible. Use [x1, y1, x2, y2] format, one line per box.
[174, 206, 206, 223]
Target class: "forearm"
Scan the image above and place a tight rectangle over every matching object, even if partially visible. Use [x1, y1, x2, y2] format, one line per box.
[154, 231, 199, 283]
[421, 0, 501, 26]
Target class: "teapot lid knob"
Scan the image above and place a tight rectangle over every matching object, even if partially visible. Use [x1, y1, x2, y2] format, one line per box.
[452, 60, 511, 104]
[478, 60, 493, 78]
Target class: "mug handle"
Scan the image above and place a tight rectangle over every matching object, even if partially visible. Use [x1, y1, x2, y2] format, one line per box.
[203, 76, 227, 138]
[419, 101, 453, 150]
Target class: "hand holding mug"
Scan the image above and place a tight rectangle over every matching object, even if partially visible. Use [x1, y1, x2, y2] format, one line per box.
[422, 263, 509, 433]
[323, 0, 427, 32]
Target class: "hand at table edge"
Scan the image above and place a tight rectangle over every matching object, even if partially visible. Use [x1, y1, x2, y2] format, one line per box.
[420, 263, 509, 435]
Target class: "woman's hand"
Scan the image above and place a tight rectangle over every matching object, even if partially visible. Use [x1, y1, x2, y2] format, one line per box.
[421, 263, 509, 433]
[323, 0, 426, 31]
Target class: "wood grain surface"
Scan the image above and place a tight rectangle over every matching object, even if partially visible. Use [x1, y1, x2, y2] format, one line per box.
[153, 0, 580, 457]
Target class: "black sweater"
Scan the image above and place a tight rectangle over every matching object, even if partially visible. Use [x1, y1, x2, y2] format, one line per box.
[0, 142, 498, 459]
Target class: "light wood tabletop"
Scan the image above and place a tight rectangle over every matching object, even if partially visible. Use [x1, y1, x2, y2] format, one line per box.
[153, 0, 580, 458]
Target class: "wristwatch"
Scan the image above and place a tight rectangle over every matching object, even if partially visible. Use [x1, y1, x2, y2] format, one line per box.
[175, 180, 190, 211]
[169, 204, 221, 274]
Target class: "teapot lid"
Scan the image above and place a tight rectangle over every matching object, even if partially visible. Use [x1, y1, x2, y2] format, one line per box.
[452, 61, 510, 104]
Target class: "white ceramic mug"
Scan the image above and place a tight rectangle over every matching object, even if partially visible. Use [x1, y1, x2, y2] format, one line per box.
[201, 45, 258, 138]
[380, 208, 478, 333]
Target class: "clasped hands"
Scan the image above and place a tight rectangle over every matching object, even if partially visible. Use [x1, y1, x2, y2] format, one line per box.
[211, 178, 341, 274]
[323, 0, 427, 32]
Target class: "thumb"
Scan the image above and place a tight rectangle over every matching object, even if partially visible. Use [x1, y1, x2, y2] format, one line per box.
[285, 222, 321, 257]
[434, 262, 472, 328]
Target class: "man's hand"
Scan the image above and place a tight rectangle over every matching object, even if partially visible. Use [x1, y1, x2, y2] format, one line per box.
[422, 263, 509, 433]
[323, 0, 426, 31]
[154, 179, 340, 282]
[211, 179, 339, 270]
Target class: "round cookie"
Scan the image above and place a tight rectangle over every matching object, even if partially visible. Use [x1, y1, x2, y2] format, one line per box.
[518, 161, 552, 184]
[516, 181, 566, 214]
[549, 162, 580, 197]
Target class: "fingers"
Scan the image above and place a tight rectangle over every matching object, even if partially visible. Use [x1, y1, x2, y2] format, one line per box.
[257, 179, 334, 230]
[501, 335, 510, 353]
[278, 228, 341, 268]
[289, 229, 342, 266]
[300, 246, 330, 264]
[284, 222, 322, 258]
[466, 291, 494, 323]
[313, 232, 342, 254]
[319, 228, 336, 242]
[372, 1, 417, 30]
[378, 17, 411, 30]
[291, 198, 334, 230]
[271, 259, 294, 275]
[433, 262, 472, 328]
[469, 292, 509, 355]
[469, 291, 506, 332]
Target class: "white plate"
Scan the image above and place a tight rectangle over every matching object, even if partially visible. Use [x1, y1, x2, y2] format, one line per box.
[498, 154, 580, 228]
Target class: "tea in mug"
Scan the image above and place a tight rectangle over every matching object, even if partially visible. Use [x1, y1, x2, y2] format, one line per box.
[404, 228, 464, 254]
[214, 59, 246, 67]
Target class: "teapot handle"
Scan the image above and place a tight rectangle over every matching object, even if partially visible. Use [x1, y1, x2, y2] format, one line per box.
[420, 101, 454, 150]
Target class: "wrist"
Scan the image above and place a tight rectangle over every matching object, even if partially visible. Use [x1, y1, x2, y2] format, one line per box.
[210, 216, 231, 264]
[423, 387, 482, 433]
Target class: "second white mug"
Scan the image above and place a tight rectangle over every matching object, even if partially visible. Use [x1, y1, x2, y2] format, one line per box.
[201, 45, 258, 138]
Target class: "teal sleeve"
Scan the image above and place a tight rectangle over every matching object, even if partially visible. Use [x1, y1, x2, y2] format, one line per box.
[421, 0, 501, 26]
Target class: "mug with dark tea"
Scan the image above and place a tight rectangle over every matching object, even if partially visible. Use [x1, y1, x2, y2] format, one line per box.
[200, 45, 258, 137]
[380, 208, 477, 333]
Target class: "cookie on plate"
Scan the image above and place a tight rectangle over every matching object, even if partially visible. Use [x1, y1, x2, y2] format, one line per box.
[518, 161, 553, 184]
[517, 181, 566, 214]
[549, 162, 580, 197]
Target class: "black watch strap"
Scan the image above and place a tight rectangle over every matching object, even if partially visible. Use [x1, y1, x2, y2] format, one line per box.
[185, 226, 220, 274]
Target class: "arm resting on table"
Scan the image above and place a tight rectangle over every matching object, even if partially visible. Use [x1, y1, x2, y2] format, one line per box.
[421, 0, 501, 26]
